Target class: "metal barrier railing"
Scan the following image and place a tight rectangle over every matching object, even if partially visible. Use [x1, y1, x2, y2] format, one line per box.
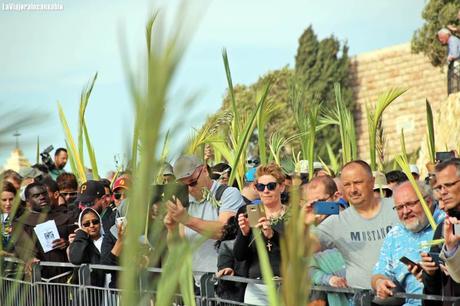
[2, 258, 460, 306]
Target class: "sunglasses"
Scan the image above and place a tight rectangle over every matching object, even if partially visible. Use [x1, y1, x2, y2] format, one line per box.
[82, 219, 100, 227]
[113, 192, 125, 200]
[255, 182, 278, 192]
[60, 192, 77, 197]
[186, 167, 203, 187]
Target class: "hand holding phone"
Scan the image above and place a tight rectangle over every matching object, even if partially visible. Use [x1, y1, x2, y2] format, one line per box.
[313, 201, 340, 215]
[399, 256, 421, 268]
[247, 204, 265, 227]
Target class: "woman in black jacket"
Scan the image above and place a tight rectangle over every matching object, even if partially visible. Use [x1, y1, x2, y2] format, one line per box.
[68, 208, 105, 287]
[234, 163, 286, 306]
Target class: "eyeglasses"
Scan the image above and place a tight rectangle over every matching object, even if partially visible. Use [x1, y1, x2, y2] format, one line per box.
[113, 192, 125, 200]
[433, 179, 460, 193]
[82, 219, 100, 227]
[60, 192, 77, 197]
[393, 198, 424, 212]
[255, 182, 277, 192]
[186, 167, 203, 187]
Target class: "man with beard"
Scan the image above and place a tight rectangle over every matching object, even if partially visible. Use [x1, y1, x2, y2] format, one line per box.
[11, 182, 74, 282]
[49, 148, 68, 180]
[372, 181, 444, 306]
[420, 158, 460, 305]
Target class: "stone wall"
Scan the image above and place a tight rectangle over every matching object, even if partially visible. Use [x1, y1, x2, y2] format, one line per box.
[416, 92, 460, 177]
[349, 43, 448, 162]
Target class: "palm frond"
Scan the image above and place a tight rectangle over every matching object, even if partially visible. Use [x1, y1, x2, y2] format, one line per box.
[426, 99, 436, 163]
[395, 154, 437, 230]
[57, 102, 87, 183]
[367, 88, 407, 170]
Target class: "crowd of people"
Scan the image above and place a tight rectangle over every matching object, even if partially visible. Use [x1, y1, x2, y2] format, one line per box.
[2, 145, 460, 306]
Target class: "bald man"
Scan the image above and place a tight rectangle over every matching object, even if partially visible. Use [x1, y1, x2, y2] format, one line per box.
[313, 160, 398, 289]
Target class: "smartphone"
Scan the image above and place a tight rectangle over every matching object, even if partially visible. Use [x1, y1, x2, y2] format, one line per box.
[435, 151, 455, 163]
[428, 252, 444, 265]
[399, 256, 421, 269]
[247, 204, 266, 227]
[313, 201, 340, 215]
[116, 217, 127, 230]
[151, 183, 189, 207]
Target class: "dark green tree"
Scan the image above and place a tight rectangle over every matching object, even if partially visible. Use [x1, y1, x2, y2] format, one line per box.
[294, 25, 353, 158]
[201, 26, 352, 164]
[412, 0, 460, 67]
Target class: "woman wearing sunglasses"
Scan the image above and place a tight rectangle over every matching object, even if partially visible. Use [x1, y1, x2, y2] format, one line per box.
[234, 163, 287, 305]
[68, 207, 105, 287]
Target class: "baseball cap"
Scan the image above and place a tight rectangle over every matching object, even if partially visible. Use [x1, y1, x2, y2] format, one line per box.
[373, 171, 392, 197]
[19, 167, 43, 179]
[296, 160, 323, 174]
[409, 164, 420, 176]
[173, 155, 202, 180]
[244, 168, 257, 183]
[163, 162, 174, 176]
[113, 176, 129, 191]
[77, 180, 105, 204]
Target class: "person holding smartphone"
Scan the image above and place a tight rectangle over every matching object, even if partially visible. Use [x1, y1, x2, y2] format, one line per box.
[234, 163, 286, 306]
[303, 176, 349, 306]
[371, 181, 444, 306]
[420, 158, 460, 304]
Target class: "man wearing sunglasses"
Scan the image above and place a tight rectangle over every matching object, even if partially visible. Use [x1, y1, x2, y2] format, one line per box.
[112, 176, 129, 207]
[165, 155, 244, 284]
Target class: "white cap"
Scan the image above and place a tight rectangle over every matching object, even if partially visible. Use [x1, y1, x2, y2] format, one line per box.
[409, 164, 420, 175]
[296, 160, 323, 174]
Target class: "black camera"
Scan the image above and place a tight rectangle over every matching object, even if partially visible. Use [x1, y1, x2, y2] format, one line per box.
[40, 145, 55, 171]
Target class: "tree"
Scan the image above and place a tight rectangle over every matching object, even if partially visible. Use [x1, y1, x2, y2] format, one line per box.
[412, 0, 460, 67]
[294, 25, 353, 158]
[199, 26, 352, 164]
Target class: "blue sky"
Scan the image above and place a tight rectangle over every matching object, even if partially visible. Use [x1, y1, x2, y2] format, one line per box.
[0, 0, 426, 176]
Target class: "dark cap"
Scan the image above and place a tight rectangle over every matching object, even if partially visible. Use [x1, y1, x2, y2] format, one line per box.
[77, 180, 105, 205]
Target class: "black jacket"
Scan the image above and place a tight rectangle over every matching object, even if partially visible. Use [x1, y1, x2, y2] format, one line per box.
[100, 230, 119, 288]
[423, 223, 460, 306]
[68, 230, 105, 287]
[233, 205, 284, 279]
[11, 208, 73, 280]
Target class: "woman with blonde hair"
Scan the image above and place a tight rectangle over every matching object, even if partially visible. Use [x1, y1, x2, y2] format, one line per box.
[234, 163, 287, 305]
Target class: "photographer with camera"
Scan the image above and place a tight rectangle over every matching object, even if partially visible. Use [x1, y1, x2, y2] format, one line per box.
[40, 146, 68, 180]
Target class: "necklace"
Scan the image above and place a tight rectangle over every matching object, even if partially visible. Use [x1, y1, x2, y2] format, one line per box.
[267, 205, 287, 226]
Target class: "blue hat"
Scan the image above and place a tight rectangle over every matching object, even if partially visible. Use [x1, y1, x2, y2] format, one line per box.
[244, 168, 257, 183]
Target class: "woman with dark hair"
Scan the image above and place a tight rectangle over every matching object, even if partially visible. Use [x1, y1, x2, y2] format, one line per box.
[68, 208, 105, 287]
[234, 163, 287, 305]
[215, 216, 247, 302]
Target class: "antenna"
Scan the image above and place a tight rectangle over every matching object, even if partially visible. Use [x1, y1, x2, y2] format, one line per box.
[13, 130, 21, 149]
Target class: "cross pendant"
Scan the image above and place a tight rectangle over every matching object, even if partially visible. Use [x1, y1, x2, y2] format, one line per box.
[266, 241, 272, 252]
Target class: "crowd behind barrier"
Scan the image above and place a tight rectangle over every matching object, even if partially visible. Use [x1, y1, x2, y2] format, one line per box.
[4, 145, 460, 305]
[1, 259, 460, 306]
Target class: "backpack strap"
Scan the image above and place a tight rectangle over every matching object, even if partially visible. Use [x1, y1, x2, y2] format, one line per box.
[214, 184, 229, 202]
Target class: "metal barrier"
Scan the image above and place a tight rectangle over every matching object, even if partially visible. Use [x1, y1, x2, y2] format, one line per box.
[2, 258, 460, 306]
